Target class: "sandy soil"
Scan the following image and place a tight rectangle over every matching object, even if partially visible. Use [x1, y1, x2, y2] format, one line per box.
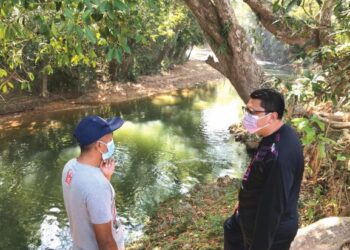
[0, 61, 224, 128]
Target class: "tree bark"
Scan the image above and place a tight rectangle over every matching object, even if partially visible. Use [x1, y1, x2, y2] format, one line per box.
[243, 0, 335, 48]
[243, 0, 319, 49]
[318, 0, 335, 46]
[41, 72, 49, 98]
[183, 0, 264, 103]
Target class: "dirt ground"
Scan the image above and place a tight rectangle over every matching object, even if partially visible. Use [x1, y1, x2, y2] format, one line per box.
[0, 61, 223, 128]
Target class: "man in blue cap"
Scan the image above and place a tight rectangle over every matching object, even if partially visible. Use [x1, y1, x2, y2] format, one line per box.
[62, 115, 124, 250]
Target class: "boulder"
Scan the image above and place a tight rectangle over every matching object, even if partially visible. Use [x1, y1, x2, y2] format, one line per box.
[291, 217, 350, 250]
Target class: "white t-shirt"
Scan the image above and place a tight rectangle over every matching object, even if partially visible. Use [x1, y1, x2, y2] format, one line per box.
[62, 158, 118, 250]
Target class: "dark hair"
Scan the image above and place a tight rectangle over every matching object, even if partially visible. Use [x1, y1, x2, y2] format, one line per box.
[80, 142, 94, 153]
[250, 88, 285, 119]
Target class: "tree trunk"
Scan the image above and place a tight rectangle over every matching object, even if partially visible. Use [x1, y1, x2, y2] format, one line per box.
[109, 60, 117, 81]
[318, 0, 335, 46]
[183, 0, 264, 103]
[156, 43, 172, 67]
[41, 72, 49, 98]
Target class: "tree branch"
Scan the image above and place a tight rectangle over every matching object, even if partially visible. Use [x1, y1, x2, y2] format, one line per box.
[318, 116, 350, 129]
[205, 55, 227, 75]
[316, 111, 350, 129]
[243, 0, 319, 49]
[0, 94, 6, 103]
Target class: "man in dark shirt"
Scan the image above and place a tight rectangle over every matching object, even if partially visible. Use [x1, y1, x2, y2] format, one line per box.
[224, 88, 304, 250]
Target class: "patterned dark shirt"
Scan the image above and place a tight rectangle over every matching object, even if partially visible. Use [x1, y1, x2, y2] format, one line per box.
[238, 124, 304, 250]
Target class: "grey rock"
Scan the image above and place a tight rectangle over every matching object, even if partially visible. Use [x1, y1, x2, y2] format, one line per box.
[291, 217, 350, 250]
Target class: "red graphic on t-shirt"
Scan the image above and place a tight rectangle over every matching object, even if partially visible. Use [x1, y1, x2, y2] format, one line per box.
[65, 169, 73, 185]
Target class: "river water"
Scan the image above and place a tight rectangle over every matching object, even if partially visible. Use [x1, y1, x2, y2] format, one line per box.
[0, 80, 250, 249]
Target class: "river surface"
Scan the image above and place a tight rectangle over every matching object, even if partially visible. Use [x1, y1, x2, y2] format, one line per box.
[0, 80, 252, 249]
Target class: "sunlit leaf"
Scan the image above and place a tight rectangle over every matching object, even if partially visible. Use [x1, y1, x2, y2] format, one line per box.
[0, 68, 7, 78]
[0, 23, 6, 40]
[7, 82, 14, 89]
[27, 72, 34, 81]
[71, 54, 80, 64]
[1, 83, 8, 93]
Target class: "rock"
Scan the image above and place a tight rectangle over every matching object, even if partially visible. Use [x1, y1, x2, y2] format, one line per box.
[216, 175, 232, 187]
[290, 217, 350, 250]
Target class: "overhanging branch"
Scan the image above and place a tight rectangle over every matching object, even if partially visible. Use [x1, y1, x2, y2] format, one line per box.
[243, 0, 319, 49]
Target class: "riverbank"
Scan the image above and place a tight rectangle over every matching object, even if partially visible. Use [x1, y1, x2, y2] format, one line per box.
[127, 174, 349, 250]
[0, 60, 223, 129]
[129, 176, 240, 250]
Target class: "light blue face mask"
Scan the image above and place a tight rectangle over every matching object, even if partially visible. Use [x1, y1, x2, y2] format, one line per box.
[98, 139, 116, 160]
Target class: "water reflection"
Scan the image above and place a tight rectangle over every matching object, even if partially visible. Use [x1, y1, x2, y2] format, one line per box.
[0, 80, 248, 248]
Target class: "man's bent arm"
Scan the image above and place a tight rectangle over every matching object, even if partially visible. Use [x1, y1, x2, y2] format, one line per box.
[93, 221, 118, 250]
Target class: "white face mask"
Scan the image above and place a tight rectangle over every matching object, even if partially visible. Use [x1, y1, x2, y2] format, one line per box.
[242, 112, 271, 134]
[98, 140, 115, 160]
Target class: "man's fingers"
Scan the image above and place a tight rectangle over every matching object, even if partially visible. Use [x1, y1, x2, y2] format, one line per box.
[99, 160, 104, 168]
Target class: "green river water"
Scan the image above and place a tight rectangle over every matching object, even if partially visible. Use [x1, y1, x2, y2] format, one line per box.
[0, 80, 250, 249]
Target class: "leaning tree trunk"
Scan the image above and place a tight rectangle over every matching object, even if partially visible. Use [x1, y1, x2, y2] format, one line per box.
[183, 0, 264, 103]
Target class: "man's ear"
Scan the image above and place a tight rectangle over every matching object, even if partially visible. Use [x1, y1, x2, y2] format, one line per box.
[94, 141, 102, 150]
[272, 112, 279, 121]
[269, 112, 278, 122]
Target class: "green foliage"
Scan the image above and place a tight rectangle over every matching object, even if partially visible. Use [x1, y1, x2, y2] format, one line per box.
[284, 45, 350, 109]
[299, 184, 324, 224]
[292, 115, 335, 157]
[0, 0, 203, 94]
[272, 0, 319, 15]
[274, 0, 350, 220]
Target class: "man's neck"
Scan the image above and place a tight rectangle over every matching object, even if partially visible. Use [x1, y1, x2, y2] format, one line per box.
[261, 120, 284, 138]
[77, 153, 101, 168]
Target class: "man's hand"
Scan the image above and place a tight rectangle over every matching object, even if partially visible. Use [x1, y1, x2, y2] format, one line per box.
[100, 159, 115, 181]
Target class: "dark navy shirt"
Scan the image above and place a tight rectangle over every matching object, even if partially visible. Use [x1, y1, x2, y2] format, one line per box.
[238, 124, 304, 250]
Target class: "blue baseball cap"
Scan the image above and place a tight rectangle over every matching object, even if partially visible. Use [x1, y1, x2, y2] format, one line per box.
[74, 115, 124, 146]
